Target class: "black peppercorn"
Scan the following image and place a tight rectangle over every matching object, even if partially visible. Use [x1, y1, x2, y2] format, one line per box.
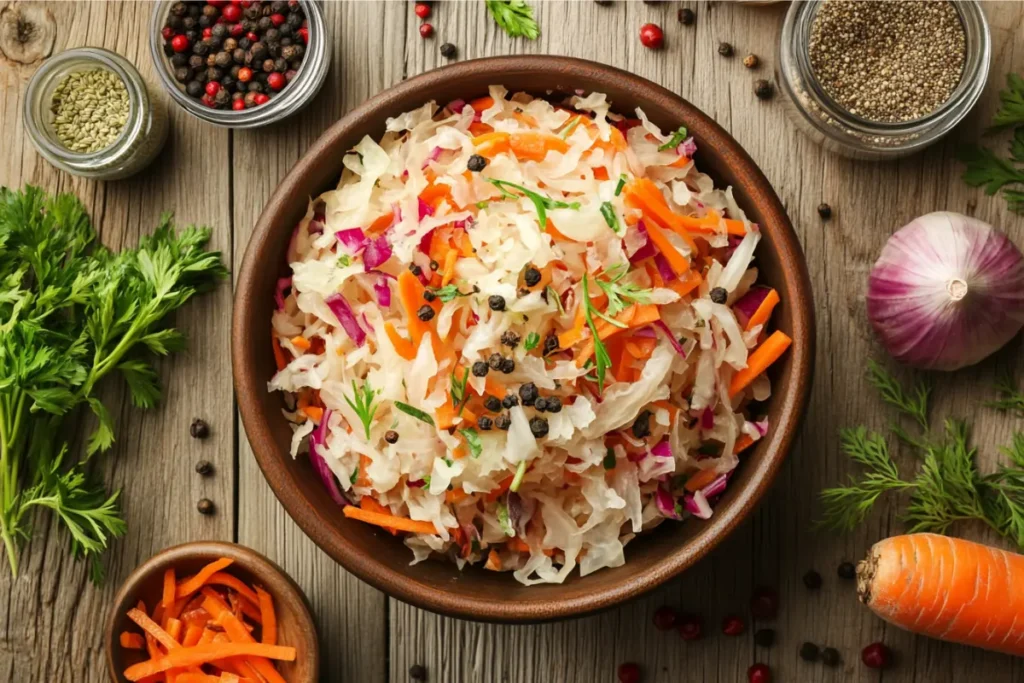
[488, 353, 504, 370]
[799, 642, 820, 661]
[262, 58, 276, 72]
[543, 334, 559, 355]
[250, 41, 268, 60]
[185, 28, 201, 43]
[837, 561, 856, 580]
[754, 79, 774, 100]
[384, 430, 399, 444]
[754, 628, 775, 648]
[488, 295, 506, 312]
[440, 42, 456, 58]
[186, 80, 204, 97]
[409, 263, 422, 276]
[211, 22, 228, 38]
[244, 92, 258, 107]
[287, 12, 304, 28]
[187, 53, 204, 69]
[802, 569, 822, 590]
[534, 397, 549, 412]
[546, 396, 562, 413]
[279, 23, 292, 37]
[198, 14, 213, 29]
[238, 36, 252, 50]
[171, 52, 189, 68]
[496, 413, 512, 430]
[428, 260, 439, 271]
[233, 48, 247, 64]
[202, 4, 220, 18]
[485, 396, 502, 412]
[258, 16, 273, 30]
[206, 53, 218, 67]
[718, 41, 734, 57]
[472, 361, 489, 377]
[523, 267, 541, 287]
[170, 1, 187, 17]
[467, 154, 487, 172]
[187, 3, 201, 18]
[529, 417, 549, 438]
[224, 37, 237, 52]
[197, 498, 215, 515]
[174, 67, 192, 83]
[181, 15, 197, 30]
[214, 88, 231, 106]
[678, 7, 695, 24]
[518, 382, 539, 405]
[244, 6, 260, 20]
[499, 358, 515, 374]
[817, 203, 832, 220]
[193, 40, 210, 56]
[631, 410, 652, 438]
[500, 331, 520, 348]
[265, 27, 281, 42]
[163, 42, 176, 58]
[206, 66, 224, 82]
[215, 51, 233, 68]
[422, 290, 436, 302]
[709, 287, 728, 304]
[820, 647, 841, 667]
[195, 460, 214, 476]
[189, 417, 208, 438]
[271, 0, 288, 12]
[501, 394, 519, 409]
[288, 44, 304, 60]
[477, 416, 493, 431]
[417, 305, 436, 322]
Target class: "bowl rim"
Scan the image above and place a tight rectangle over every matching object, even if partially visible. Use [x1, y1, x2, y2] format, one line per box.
[104, 540, 319, 681]
[233, 55, 815, 623]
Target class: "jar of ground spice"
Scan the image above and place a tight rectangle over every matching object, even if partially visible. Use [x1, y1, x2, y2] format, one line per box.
[24, 48, 169, 180]
[778, 0, 990, 159]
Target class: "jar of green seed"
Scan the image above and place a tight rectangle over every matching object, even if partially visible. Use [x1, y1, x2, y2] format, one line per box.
[24, 47, 168, 180]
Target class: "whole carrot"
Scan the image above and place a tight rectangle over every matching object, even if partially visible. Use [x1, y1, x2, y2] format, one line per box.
[858, 534, 1024, 656]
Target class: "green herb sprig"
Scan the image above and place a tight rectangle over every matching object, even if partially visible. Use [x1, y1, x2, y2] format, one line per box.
[523, 332, 540, 351]
[485, 178, 580, 229]
[581, 274, 612, 394]
[394, 401, 435, 427]
[592, 263, 653, 323]
[344, 379, 379, 440]
[0, 185, 226, 581]
[486, 0, 539, 40]
[459, 428, 483, 458]
[428, 284, 470, 303]
[600, 202, 622, 234]
[820, 363, 1024, 549]
[960, 74, 1024, 214]
[658, 126, 688, 152]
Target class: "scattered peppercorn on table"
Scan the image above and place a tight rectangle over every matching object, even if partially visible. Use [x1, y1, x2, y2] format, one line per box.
[2, 2, 1024, 682]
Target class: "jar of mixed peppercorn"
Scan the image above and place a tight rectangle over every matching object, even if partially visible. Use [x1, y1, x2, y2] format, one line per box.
[148, 0, 329, 128]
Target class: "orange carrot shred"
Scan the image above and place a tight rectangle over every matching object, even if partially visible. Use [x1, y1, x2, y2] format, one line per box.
[342, 505, 441, 535]
[201, 572, 259, 606]
[121, 632, 146, 650]
[289, 335, 311, 351]
[271, 334, 287, 372]
[181, 625, 204, 648]
[127, 608, 180, 651]
[728, 330, 793, 397]
[255, 586, 276, 646]
[123, 643, 296, 682]
[441, 249, 458, 287]
[175, 558, 235, 600]
[201, 592, 287, 683]
[745, 289, 780, 332]
[162, 568, 177, 616]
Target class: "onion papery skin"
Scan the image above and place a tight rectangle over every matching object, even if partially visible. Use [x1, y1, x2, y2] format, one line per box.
[866, 212, 1024, 371]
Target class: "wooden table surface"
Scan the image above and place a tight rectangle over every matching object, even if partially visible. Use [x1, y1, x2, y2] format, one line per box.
[3, 1, 1024, 681]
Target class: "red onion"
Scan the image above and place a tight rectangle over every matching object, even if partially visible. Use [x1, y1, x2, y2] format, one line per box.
[325, 293, 366, 347]
[655, 487, 682, 520]
[733, 286, 772, 327]
[866, 212, 1024, 370]
[308, 217, 325, 235]
[628, 223, 657, 263]
[422, 146, 443, 169]
[448, 98, 467, 114]
[700, 472, 729, 499]
[678, 137, 697, 157]
[651, 439, 673, 458]
[373, 275, 392, 307]
[407, 478, 427, 488]
[633, 326, 657, 338]
[418, 199, 434, 220]
[653, 320, 685, 356]
[335, 228, 368, 254]
[653, 252, 677, 283]
[684, 490, 713, 519]
[274, 277, 292, 310]
[362, 235, 392, 271]
[308, 410, 347, 506]
[700, 408, 714, 430]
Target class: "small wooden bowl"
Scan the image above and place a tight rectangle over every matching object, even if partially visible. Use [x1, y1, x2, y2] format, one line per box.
[105, 541, 318, 682]
[233, 56, 816, 623]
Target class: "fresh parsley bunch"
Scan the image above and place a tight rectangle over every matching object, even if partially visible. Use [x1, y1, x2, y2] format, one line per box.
[960, 73, 1024, 214]
[486, 0, 539, 40]
[820, 361, 1024, 549]
[0, 186, 226, 582]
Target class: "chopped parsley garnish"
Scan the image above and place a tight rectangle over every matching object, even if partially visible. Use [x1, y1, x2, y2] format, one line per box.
[547, 285, 565, 315]
[476, 200, 490, 210]
[594, 263, 653, 318]
[657, 126, 688, 152]
[523, 331, 541, 351]
[485, 178, 580, 229]
[344, 379, 379, 440]
[422, 475, 432, 487]
[603, 448, 617, 469]
[350, 467, 359, 485]
[486, 0, 539, 40]
[450, 366, 470, 413]
[428, 284, 470, 303]
[338, 254, 351, 267]
[600, 201, 621, 233]
[510, 460, 528, 492]
[614, 174, 628, 196]
[559, 115, 582, 139]
[459, 428, 483, 458]
[581, 274, 613, 394]
[394, 401, 435, 426]
[496, 502, 516, 536]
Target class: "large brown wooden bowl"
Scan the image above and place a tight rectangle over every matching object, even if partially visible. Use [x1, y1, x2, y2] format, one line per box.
[233, 56, 815, 623]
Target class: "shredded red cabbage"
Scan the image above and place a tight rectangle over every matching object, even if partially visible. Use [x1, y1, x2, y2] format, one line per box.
[325, 293, 366, 347]
[308, 217, 325, 235]
[628, 223, 657, 263]
[275, 277, 292, 310]
[308, 410, 347, 506]
[335, 228, 368, 254]
[651, 439, 673, 458]
[733, 286, 772, 327]
[701, 408, 714, 430]
[418, 199, 434, 220]
[684, 490, 713, 519]
[701, 472, 729, 499]
[653, 252, 677, 282]
[448, 98, 467, 114]
[373, 274, 392, 307]
[633, 326, 657, 338]
[407, 479, 427, 488]
[656, 487, 683, 520]
[653, 319, 686, 356]
[678, 137, 697, 157]
[363, 235, 392, 271]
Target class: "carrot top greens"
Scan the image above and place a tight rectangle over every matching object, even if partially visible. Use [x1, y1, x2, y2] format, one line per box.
[820, 361, 1024, 549]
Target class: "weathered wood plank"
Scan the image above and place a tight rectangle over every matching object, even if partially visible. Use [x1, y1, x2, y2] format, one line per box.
[389, 3, 1024, 683]
[0, 2, 233, 682]
[230, 2, 403, 682]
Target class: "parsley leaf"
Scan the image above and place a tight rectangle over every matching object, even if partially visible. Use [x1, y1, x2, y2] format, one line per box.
[600, 201, 621, 233]
[581, 275, 612, 394]
[485, 0, 539, 40]
[459, 428, 483, 458]
[450, 366, 470, 413]
[394, 401, 435, 426]
[484, 178, 580, 229]
[990, 73, 1024, 131]
[344, 379, 379, 440]
[657, 126, 688, 152]
[428, 284, 470, 303]
[523, 331, 540, 351]
[593, 263, 652, 317]
[496, 502, 516, 536]
[614, 174, 628, 197]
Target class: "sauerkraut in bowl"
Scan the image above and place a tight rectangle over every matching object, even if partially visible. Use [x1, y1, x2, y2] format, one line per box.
[269, 86, 792, 586]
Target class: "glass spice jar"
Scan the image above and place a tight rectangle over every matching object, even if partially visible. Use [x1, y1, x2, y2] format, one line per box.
[23, 47, 169, 180]
[778, 0, 991, 160]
